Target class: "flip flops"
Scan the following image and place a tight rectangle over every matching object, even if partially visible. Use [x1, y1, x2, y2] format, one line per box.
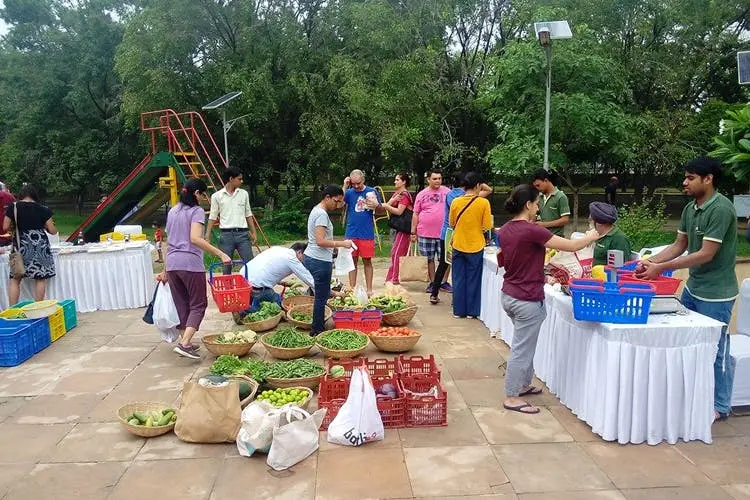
[503, 403, 540, 415]
[519, 386, 543, 397]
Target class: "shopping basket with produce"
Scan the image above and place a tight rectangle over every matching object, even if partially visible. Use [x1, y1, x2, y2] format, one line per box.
[208, 261, 252, 313]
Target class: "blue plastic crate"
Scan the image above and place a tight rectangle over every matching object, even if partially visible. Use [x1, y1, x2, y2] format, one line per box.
[619, 260, 673, 277]
[570, 279, 656, 324]
[0, 324, 35, 367]
[58, 299, 77, 332]
[0, 318, 51, 354]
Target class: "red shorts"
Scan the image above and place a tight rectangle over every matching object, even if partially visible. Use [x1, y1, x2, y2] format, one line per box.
[351, 238, 375, 259]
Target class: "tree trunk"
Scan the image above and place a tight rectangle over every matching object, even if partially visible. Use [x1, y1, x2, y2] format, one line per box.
[75, 194, 84, 216]
[571, 189, 579, 231]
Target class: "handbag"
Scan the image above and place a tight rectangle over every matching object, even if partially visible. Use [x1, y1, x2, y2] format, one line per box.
[387, 192, 413, 233]
[142, 286, 160, 325]
[445, 196, 479, 265]
[398, 243, 429, 282]
[8, 203, 25, 279]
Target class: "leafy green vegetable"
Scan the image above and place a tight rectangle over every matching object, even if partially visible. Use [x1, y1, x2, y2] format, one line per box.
[316, 329, 368, 350]
[291, 311, 313, 322]
[243, 301, 282, 323]
[209, 355, 267, 382]
[264, 326, 315, 348]
[265, 359, 325, 379]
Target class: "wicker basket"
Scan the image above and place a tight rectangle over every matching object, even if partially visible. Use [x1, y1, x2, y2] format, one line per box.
[261, 332, 315, 360]
[117, 401, 176, 438]
[381, 305, 418, 326]
[225, 375, 260, 408]
[242, 311, 284, 332]
[282, 295, 314, 312]
[265, 374, 322, 390]
[201, 334, 256, 357]
[316, 331, 370, 359]
[369, 332, 422, 353]
[286, 304, 332, 330]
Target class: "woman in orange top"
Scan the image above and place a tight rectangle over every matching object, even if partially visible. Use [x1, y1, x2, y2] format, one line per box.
[448, 172, 492, 318]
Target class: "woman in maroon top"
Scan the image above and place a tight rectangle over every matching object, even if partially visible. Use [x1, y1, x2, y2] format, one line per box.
[498, 184, 599, 415]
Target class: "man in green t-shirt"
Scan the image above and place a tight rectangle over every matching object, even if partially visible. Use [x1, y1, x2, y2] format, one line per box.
[636, 157, 737, 422]
[588, 202, 632, 266]
[532, 169, 570, 237]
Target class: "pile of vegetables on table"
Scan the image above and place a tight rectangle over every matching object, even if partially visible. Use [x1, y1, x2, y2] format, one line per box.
[243, 301, 282, 323]
[290, 311, 313, 323]
[214, 330, 257, 344]
[264, 326, 314, 348]
[256, 388, 309, 407]
[209, 355, 326, 383]
[366, 295, 409, 313]
[316, 329, 368, 350]
[370, 326, 419, 337]
[126, 408, 176, 427]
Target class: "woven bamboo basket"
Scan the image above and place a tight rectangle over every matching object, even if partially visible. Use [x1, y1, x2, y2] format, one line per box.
[286, 304, 332, 330]
[201, 334, 256, 357]
[117, 401, 176, 438]
[242, 311, 284, 332]
[316, 330, 370, 358]
[265, 374, 322, 390]
[225, 375, 260, 408]
[282, 295, 314, 312]
[381, 305, 418, 326]
[261, 332, 315, 360]
[369, 332, 422, 353]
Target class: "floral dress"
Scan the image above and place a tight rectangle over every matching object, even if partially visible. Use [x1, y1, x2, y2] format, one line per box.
[7, 201, 56, 279]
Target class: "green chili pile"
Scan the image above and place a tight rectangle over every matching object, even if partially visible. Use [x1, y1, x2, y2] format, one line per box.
[316, 329, 368, 350]
[265, 359, 326, 379]
[264, 326, 315, 348]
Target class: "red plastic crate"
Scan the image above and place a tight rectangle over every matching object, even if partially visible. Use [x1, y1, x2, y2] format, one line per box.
[318, 373, 404, 430]
[617, 272, 681, 295]
[399, 373, 448, 427]
[395, 355, 441, 381]
[325, 357, 397, 379]
[332, 310, 383, 332]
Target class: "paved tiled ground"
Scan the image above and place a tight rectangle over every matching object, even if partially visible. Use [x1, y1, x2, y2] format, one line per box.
[1, 264, 750, 500]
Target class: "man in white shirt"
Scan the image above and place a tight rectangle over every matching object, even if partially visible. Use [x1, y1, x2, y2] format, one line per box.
[206, 168, 258, 275]
[233, 243, 315, 323]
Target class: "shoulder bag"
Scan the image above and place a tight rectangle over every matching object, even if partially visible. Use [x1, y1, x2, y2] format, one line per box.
[445, 196, 479, 265]
[9, 203, 25, 279]
[387, 191, 414, 234]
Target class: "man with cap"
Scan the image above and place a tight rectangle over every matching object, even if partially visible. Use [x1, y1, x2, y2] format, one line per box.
[589, 202, 631, 266]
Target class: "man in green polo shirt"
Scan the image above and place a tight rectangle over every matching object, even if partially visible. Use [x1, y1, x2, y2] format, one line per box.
[532, 168, 570, 236]
[636, 156, 737, 422]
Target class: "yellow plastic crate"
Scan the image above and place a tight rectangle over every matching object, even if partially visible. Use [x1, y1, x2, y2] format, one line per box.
[49, 306, 66, 342]
[99, 232, 145, 242]
[0, 308, 26, 320]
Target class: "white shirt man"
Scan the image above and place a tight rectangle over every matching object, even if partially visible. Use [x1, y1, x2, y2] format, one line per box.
[240, 244, 315, 290]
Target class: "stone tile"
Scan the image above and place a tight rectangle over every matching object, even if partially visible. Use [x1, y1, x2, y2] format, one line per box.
[519, 492, 626, 500]
[107, 332, 162, 346]
[50, 422, 144, 462]
[108, 458, 221, 500]
[433, 340, 501, 358]
[50, 334, 113, 354]
[317, 446, 412, 500]
[441, 378, 468, 410]
[3, 462, 127, 500]
[211, 455, 317, 500]
[443, 357, 505, 380]
[137, 432, 235, 460]
[723, 484, 750, 499]
[621, 485, 735, 500]
[0, 396, 27, 423]
[727, 416, 750, 435]
[712, 418, 747, 438]
[493, 443, 613, 493]
[473, 406, 573, 444]
[80, 346, 153, 370]
[490, 338, 512, 358]
[547, 405, 602, 442]
[0, 424, 74, 462]
[455, 378, 505, 407]
[404, 445, 509, 497]
[417, 495, 517, 500]
[0, 364, 61, 396]
[676, 437, 750, 483]
[11, 393, 104, 424]
[45, 369, 131, 395]
[115, 364, 197, 392]
[0, 463, 34, 498]
[583, 442, 711, 489]
[319, 429, 402, 452]
[397, 409, 488, 448]
[84, 388, 180, 423]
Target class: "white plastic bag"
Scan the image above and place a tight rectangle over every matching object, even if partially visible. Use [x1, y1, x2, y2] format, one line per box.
[353, 284, 369, 306]
[327, 367, 384, 446]
[267, 405, 327, 470]
[333, 247, 355, 276]
[236, 399, 277, 457]
[153, 283, 180, 342]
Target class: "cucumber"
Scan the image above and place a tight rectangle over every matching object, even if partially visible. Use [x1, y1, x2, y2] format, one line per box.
[128, 418, 140, 426]
[145, 416, 154, 427]
[162, 408, 176, 415]
[170, 414, 177, 422]
[133, 412, 147, 424]
[157, 411, 174, 426]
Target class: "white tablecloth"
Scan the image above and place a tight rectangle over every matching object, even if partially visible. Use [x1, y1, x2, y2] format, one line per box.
[0, 245, 155, 313]
[480, 254, 724, 444]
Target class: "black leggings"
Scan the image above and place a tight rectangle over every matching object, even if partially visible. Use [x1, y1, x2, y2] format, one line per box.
[430, 239, 448, 298]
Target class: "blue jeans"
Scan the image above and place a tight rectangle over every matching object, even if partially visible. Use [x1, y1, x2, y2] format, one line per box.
[451, 249, 483, 318]
[241, 288, 281, 316]
[681, 289, 736, 415]
[303, 256, 332, 335]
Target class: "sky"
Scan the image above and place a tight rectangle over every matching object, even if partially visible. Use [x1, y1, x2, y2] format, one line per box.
[0, 1, 7, 37]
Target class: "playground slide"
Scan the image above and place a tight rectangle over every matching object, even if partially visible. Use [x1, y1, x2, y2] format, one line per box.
[124, 190, 170, 225]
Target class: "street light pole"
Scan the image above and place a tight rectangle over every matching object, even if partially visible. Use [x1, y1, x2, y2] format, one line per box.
[222, 109, 229, 167]
[543, 43, 552, 171]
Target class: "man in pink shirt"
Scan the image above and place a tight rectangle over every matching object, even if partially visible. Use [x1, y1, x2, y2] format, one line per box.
[410, 169, 451, 292]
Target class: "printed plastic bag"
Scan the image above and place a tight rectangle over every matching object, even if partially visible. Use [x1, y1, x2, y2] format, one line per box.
[236, 399, 277, 457]
[333, 247, 355, 276]
[327, 367, 384, 446]
[153, 283, 180, 343]
[267, 405, 327, 470]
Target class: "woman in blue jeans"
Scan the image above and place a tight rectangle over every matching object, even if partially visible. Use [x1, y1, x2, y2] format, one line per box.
[303, 185, 353, 335]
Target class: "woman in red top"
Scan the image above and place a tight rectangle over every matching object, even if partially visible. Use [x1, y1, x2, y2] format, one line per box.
[383, 173, 413, 284]
[497, 184, 599, 415]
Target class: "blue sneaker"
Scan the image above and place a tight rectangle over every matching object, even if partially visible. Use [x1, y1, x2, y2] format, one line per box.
[425, 284, 434, 293]
[440, 282, 453, 293]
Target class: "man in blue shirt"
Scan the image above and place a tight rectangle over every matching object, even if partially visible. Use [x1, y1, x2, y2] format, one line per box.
[429, 172, 492, 304]
[343, 169, 383, 296]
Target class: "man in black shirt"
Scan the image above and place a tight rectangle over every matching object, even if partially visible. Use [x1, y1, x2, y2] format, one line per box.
[604, 176, 619, 205]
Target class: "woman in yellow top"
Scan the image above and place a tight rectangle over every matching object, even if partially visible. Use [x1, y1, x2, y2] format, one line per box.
[448, 171, 492, 318]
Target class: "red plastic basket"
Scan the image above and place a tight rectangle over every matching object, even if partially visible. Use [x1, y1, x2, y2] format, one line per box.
[395, 354, 441, 381]
[319, 372, 404, 430]
[617, 272, 681, 296]
[332, 310, 383, 332]
[208, 261, 252, 313]
[325, 357, 397, 379]
[398, 373, 447, 427]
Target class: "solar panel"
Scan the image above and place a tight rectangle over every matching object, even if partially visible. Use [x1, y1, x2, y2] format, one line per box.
[202, 91, 242, 110]
[534, 21, 572, 40]
[738, 51, 750, 85]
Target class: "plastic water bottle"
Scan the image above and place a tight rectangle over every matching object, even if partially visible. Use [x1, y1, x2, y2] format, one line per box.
[124, 233, 130, 243]
[76, 231, 85, 246]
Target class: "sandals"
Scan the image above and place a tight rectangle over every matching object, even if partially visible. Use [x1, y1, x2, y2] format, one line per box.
[503, 402, 540, 415]
[519, 386, 543, 397]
